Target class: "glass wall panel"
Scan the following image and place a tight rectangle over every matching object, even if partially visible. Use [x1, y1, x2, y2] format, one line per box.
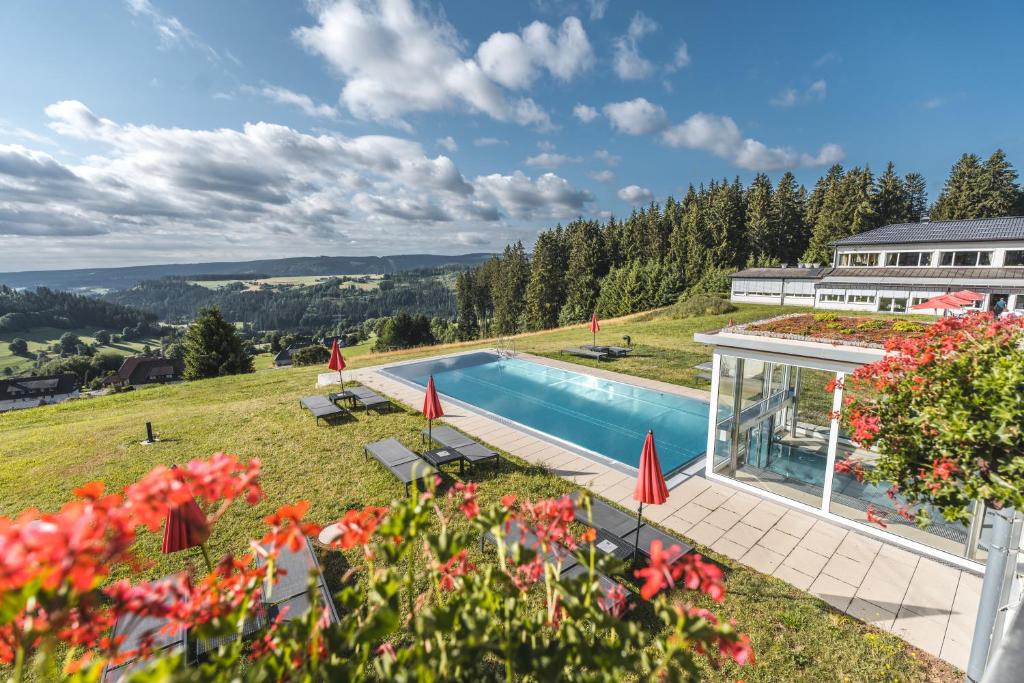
[714, 354, 835, 508]
[712, 355, 737, 470]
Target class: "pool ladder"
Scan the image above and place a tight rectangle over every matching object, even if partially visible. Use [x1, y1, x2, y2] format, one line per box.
[495, 336, 518, 359]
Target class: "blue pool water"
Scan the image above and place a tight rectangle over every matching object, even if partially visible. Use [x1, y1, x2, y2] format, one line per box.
[383, 352, 710, 474]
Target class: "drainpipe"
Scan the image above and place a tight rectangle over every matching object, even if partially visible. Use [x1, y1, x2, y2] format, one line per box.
[967, 507, 1019, 682]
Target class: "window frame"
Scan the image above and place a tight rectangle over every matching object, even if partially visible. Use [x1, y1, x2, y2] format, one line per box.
[939, 250, 994, 267]
[838, 252, 880, 267]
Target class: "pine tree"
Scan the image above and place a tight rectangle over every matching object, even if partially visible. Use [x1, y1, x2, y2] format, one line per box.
[744, 173, 775, 262]
[978, 149, 1021, 217]
[771, 172, 807, 264]
[491, 242, 530, 335]
[559, 220, 606, 325]
[931, 153, 985, 220]
[804, 164, 843, 234]
[903, 172, 928, 222]
[684, 184, 709, 286]
[183, 306, 253, 380]
[594, 266, 627, 318]
[705, 179, 744, 269]
[875, 162, 910, 225]
[664, 192, 689, 297]
[523, 228, 568, 330]
[454, 271, 479, 341]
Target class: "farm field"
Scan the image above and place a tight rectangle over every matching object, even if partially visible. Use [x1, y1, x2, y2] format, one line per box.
[189, 273, 384, 291]
[0, 327, 162, 375]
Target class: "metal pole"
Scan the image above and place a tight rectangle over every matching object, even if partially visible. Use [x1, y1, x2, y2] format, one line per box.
[966, 500, 986, 561]
[632, 502, 644, 567]
[145, 421, 154, 443]
[990, 512, 1022, 656]
[966, 507, 1016, 682]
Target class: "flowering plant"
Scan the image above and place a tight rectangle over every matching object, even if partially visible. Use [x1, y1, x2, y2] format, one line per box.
[837, 312, 1024, 527]
[0, 457, 751, 682]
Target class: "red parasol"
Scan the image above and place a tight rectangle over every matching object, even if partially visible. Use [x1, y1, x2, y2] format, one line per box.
[328, 339, 346, 390]
[423, 375, 444, 441]
[162, 492, 212, 570]
[631, 430, 668, 565]
[910, 294, 969, 312]
[954, 289, 984, 302]
[589, 312, 600, 347]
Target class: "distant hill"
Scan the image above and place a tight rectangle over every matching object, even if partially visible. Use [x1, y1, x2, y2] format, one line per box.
[0, 253, 495, 292]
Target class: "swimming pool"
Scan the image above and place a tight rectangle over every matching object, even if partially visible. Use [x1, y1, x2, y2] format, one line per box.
[382, 352, 710, 475]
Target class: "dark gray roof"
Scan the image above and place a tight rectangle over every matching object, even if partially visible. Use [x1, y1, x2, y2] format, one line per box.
[831, 216, 1024, 246]
[730, 266, 828, 279]
[822, 267, 1024, 280]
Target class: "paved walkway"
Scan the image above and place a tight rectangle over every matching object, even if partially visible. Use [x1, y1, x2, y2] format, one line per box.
[337, 353, 980, 668]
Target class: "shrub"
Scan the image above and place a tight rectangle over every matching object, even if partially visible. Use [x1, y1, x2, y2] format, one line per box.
[891, 320, 924, 333]
[0, 458, 753, 682]
[290, 344, 331, 366]
[671, 294, 737, 319]
[812, 313, 837, 322]
[183, 306, 254, 380]
[7, 338, 28, 355]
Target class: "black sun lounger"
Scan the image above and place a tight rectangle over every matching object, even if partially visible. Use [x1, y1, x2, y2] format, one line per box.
[255, 536, 340, 627]
[102, 576, 189, 682]
[337, 386, 392, 412]
[582, 344, 633, 357]
[364, 438, 438, 495]
[422, 426, 501, 471]
[561, 347, 608, 361]
[300, 395, 348, 425]
[569, 491, 692, 565]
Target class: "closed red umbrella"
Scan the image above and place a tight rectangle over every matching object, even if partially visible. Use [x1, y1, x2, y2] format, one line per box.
[589, 312, 600, 347]
[328, 339, 347, 390]
[423, 375, 444, 442]
[631, 430, 668, 565]
[162, 492, 212, 571]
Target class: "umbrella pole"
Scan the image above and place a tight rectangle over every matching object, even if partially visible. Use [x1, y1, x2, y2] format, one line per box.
[428, 418, 432, 443]
[340, 370, 344, 392]
[632, 502, 644, 567]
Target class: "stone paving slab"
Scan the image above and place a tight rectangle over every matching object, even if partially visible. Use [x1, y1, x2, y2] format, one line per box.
[341, 359, 980, 668]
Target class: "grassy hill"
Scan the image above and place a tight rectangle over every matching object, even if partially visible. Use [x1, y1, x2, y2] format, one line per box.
[0, 303, 956, 682]
[0, 327, 163, 375]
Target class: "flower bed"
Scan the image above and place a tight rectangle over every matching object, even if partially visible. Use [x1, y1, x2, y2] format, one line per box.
[727, 313, 929, 347]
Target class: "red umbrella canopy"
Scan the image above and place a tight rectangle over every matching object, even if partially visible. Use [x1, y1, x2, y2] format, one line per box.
[953, 289, 984, 302]
[634, 430, 668, 505]
[327, 339, 346, 372]
[162, 495, 210, 554]
[589, 312, 600, 334]
[910, 294, 967, 311]
[423, 375, 444, 420]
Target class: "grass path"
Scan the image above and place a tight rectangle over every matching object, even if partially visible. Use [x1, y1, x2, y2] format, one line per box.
[0, 304, 957, 681]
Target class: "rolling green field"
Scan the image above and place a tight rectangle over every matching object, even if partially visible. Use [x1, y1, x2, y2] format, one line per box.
[0, 304, 956, 681]
[189, 273, 384, 291]
[0, 327, 163, 375]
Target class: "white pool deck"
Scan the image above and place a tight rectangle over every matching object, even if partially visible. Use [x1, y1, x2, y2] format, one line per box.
[324, 351, 981, 668]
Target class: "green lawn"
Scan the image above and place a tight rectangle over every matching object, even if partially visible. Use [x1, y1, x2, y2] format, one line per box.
[0, 304, 957, 682]
[0, 327, 162, 375]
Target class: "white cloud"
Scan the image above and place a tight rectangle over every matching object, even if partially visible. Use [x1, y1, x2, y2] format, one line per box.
[587, 0, 608, 20]
[0, 120, 56, 147]
[124, 0, 227, 64]
[294, 0, 569, 130]
[593, 149, 620, 165]
[771, 80, 827, 107]
[814, 51, 840, 67]
[613, 12, 657, 80]
[668, 42, 690, 71]
[473, 137, 507, 147]
[476, 17, 593, 90]
[436, 136, 458, 152]
[661, 111, 845, 171]
[0, 100, 593, 266]
[617, 184, 653, 203]
[603, 98, 667, 135]
[923, 97, 945, 110]
[260, 85, 338, 118]
[573, 103, 599, 123]
[525, 152, 581, 168]
[588, 169, 615, 183]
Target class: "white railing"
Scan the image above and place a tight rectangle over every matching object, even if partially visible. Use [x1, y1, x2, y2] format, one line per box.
[495, 336, 517, 358]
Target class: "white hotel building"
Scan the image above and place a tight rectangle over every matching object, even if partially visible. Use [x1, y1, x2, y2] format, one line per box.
[729, 216, 1024, 313]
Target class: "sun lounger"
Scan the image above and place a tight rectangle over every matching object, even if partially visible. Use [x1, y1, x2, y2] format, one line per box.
[300, 395, 348, 425]
[256, 536, 340, 626]
[364, 438, 438, 495]
[561, 347, 607, 361]
[569, 491, 692, 564]
[102, 576, 189, 682]
[422, 426, 501, 471]
[337, 386, 392, 412]
[582, 344, 633, 357]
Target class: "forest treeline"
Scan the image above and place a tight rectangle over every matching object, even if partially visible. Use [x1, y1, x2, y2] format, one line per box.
[0, 285, 156, 333]
[455, 150, 1024, 339]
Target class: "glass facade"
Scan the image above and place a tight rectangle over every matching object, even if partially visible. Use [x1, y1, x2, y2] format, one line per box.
[709, 350, 989, 563]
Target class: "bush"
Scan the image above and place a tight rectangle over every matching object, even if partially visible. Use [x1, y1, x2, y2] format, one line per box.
[0, 457, 753, 682]
[688, 267, 735, 296]
[183, 306, 254, 380]
[290, 344, 331, 366]
[671, 294, 737, 319]
[8, 338, 28, 355]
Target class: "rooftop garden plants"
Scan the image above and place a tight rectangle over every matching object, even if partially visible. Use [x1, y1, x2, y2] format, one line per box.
[737, 313, 930, 346]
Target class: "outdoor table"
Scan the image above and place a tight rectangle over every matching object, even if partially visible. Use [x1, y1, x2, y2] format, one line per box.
[420, 447, 465, 475]
[587, 528, 636, 563]
[317, 523, 343, 547]
[329, 390, 356, 406]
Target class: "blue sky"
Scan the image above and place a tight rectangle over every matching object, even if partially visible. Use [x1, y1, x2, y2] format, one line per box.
[1, 0, 1022, 271]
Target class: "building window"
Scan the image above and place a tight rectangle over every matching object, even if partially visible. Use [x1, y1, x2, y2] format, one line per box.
[1005, 250, 1024, 267]
[939, 250, 994, 267]
[879, 297, 909, 313]
[838, 252, 880, 267]
[847, 294, 876, 304]
[819, 293, 845, 302]
[884, 251, 933, 267]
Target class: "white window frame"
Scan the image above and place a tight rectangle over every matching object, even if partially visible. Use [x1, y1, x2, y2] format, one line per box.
[938, 250, 994, 267]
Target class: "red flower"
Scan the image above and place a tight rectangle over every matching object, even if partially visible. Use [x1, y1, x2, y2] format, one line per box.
[597, 583, 629, 618]
[633, 539, 683, 600]
[450, 482, 480, 519]
[866, 505, 888, 529]
[330, 506, 389, 549]
[262, 501, 320, 552]
[500, 494, 517, 509]
[436, 550, 474, 591]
